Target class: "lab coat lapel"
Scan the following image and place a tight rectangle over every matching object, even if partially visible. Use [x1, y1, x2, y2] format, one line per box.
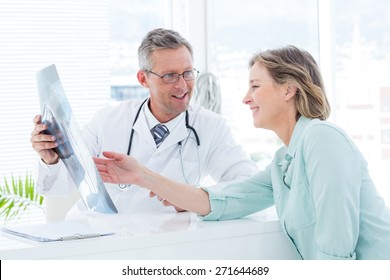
[132, 111, 156, 148]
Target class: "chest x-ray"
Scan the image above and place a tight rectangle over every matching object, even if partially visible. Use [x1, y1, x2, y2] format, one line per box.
[36, 64, 117, 214]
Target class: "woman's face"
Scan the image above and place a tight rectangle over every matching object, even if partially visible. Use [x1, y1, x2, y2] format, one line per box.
[242, 61, 288, 130]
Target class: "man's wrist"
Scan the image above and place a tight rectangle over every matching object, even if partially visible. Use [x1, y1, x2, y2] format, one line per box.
[41, 156, 59, 165]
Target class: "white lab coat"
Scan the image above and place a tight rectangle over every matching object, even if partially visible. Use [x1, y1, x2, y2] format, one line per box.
[35, 99, 258, 214]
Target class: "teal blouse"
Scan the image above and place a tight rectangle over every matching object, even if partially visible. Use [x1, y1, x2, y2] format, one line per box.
[202, 116, 390, 259]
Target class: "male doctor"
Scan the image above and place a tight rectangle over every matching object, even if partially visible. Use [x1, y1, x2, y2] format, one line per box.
[30, 28, 258, 215]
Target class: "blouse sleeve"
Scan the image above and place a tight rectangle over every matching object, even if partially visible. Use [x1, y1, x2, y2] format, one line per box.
[200, 164, 274, 221]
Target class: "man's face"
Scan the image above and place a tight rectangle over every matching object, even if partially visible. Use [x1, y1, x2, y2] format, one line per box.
[139, 46, 195, 123]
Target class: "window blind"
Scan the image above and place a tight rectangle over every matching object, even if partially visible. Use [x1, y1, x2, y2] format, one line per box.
[0, 0, 110, 179]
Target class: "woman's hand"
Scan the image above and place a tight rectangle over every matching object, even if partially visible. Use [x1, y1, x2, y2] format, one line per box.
[93, 151, 143, 185]
[94, 151, 211, 216]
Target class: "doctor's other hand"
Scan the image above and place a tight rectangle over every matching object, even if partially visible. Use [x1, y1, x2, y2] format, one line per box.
[93, 151, 143, 185]
[30, 115, 59, 165]
[149, 191, 186, 212]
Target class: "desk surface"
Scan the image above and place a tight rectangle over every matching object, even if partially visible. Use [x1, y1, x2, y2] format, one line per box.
[0, 207, 300, 260]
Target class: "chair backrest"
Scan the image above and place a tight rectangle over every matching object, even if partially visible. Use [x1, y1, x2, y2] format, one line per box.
[192, 72, 222, 114]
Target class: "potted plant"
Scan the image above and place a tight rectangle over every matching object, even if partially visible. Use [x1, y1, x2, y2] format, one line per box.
[0, 173, 44, 223]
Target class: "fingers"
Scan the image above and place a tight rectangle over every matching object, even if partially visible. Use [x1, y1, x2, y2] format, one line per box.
[30, 132, 58, 151]
[99, 173, 113, 184]
[150, 191, 169, 204]
[93, 156, 108, 166]
[31, 121, 47, 137]
[33, 115, 42, 125]
[150, 190, 175, 208]
[162, 200, 174, 207]
[102, 151, 116, 159]
[31, 115, 46, 137]
[31, 115, 56, 143]
[155, 194, 164, 202]
[153, 193, 174, 207]
[95, 163, 107, 172]
[30, 115, 60, 164]
[32, 141, 58, 153]
[93, 157, 117, 174]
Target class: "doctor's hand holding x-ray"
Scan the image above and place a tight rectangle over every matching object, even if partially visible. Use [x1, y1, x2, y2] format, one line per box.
[30, 28, 258, 215]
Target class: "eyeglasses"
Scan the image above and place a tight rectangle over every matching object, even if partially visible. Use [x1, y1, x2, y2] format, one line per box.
[146, 69, 199, 84]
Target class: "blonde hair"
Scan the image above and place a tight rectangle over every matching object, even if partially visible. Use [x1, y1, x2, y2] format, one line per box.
[249, 45, 330, 120]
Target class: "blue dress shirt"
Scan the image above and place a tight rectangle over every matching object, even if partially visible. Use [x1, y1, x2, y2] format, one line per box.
[202, 116, 390, 259]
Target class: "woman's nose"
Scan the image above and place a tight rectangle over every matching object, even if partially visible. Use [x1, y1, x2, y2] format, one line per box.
[242, 90, 252, 105]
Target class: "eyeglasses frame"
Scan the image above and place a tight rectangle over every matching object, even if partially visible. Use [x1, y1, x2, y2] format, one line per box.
[145, 69, 199, 84]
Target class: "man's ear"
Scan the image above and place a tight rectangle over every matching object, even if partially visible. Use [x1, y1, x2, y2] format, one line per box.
[284, 82, 297, 101]
[137, 70, 149, 88]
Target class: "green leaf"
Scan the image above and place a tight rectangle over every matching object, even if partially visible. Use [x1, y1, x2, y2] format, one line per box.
[0, 172, 45, 223]
[12, 175, 17, 195]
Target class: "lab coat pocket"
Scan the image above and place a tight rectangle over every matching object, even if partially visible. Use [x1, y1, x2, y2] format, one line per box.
[285, 183, 316, 230]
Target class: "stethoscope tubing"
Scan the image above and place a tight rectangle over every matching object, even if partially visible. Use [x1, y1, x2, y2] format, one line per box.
[118, 98, 201, 189]
[127, 98, 200, 155]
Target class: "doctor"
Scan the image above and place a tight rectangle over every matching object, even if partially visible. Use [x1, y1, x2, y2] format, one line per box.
[30, 28, 258, 214]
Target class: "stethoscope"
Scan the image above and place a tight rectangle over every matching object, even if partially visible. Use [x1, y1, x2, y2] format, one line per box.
[118, 98, 201, 189]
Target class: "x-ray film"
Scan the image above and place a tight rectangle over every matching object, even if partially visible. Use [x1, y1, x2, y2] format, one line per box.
[36, 64, 118, 214]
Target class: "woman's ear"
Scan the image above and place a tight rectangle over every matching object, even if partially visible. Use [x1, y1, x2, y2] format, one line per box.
[284, 82, 297, 101]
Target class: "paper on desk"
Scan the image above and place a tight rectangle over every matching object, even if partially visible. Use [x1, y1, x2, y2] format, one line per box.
[1, 221, 114, 242]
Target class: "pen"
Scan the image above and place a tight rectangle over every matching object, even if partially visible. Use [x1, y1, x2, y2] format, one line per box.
[59, 233, 101, 241]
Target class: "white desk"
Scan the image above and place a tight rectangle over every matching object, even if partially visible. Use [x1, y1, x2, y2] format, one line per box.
[0, 207, 300, 260]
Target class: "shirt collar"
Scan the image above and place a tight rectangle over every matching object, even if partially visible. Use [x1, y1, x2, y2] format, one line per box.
[278, 115, 312, 166]
[143, 100, 185, 132]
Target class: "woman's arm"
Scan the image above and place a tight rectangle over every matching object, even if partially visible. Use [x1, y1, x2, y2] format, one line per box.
[94, 151, 211, 216]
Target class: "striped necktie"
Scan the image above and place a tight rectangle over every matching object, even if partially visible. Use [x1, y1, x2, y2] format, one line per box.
[151, 124, 169, 147]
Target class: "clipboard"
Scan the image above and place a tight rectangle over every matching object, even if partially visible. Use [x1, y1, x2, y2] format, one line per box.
[1, 221, 114, 242]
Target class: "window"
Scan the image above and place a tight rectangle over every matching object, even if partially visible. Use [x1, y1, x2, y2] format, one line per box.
[109, 0, 167, 100]
[0, 0, 169, 182]
[329, 0, 390, 203]
[2, 0, 389, 208]
[0, 0, 110, 180]
[0, 0, 114, 225]
[205, 0, 319, 166]
[205, 0, 390, 204]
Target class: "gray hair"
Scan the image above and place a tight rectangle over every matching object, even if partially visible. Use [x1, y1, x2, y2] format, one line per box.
[138, 28, 194, 70]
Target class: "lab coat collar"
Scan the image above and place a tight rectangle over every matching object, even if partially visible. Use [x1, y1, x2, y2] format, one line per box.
[132, 108, 156, 148]
[133, 104, 189, 152]
[277, 116, 312, 166]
